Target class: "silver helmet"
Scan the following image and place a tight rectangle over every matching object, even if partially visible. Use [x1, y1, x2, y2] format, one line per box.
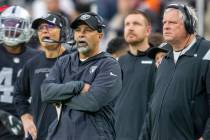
[0, 6, 34, 46]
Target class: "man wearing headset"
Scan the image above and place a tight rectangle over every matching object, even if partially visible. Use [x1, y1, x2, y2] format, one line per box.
[13, 13, 69, 140]
[41, 12, 122, 140]
[140, 3, 210, 140]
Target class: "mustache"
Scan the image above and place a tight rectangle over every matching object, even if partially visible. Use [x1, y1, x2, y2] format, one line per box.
[77, 40, 87, 43]
[76, 40, 89, 48]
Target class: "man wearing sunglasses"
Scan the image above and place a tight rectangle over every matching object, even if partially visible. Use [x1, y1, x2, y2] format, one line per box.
[13, 13, 69, 140]
[0, 6, 38, 140]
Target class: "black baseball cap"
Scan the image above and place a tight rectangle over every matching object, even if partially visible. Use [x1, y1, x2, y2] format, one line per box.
[71, 12, 106, 32]
[32, 13, 63, 29]
[148, 43, 168, 59]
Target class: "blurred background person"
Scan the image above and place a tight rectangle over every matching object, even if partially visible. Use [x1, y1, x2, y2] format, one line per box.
[148, 32, 164, 47]
[147, 32, 167, 67]
[3, 0, 210, 47]
[96, 0, 117, 23]
[106, 37, 128, 60]
[31, 0, 75, 20]
[14, 12, 69, 140]
[147, 44, 168, 67]
[105, 0, 139, 45]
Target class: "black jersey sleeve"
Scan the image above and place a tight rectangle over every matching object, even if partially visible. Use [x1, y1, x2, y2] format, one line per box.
[13, 63, 31, 116]
[65, 60, 122, 112]
[41, 59, 84, 103]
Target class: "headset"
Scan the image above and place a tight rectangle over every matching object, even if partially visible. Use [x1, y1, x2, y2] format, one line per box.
[166, 4, 195, 34]
[42, 12, 76, 47]
[49, 12, 72, 43]
[81, 12, 106, 33]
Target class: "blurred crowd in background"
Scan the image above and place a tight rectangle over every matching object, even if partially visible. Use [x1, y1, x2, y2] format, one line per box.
[0, 0, 210, 50]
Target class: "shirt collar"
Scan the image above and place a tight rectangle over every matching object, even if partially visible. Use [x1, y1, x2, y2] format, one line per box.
[165, 36, 201, 59]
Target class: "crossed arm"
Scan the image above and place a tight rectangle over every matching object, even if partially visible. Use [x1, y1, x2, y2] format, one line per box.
[41, 60, 122, 112]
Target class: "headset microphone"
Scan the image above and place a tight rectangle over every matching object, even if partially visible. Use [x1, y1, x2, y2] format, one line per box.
[43, 38, 64, 43]
[43, 38, 76, 46]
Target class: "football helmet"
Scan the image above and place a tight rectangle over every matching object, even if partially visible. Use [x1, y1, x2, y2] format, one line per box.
[0, 6, 34, 46]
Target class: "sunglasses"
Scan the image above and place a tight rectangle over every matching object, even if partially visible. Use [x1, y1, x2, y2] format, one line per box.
[38, 23, 58, 31]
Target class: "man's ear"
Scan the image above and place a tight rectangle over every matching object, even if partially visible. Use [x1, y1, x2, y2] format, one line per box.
[147, 25, 152, 36]
[98, 33, 103, 39]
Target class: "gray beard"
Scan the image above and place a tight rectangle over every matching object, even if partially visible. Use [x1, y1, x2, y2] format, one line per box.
[77, 46, 90, 54]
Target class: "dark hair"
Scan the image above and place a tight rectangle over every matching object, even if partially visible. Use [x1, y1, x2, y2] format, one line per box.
[125, 10, 151, 25]
[149, 33, 164, 47]
[106, 37, 128, 54]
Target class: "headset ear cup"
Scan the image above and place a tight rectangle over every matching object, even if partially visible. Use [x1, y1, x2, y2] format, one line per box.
[34, 32, 39, 43]
[59, 14, 75, 44]
[62, 15, 72, 42]
[59, 14, 67, 42]
[50, 12, 72, 42]
[183, 6, 194, 34]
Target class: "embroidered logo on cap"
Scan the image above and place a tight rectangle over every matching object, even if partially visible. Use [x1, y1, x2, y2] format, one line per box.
[80, 14, 91, 20]
[13, 57, 20, 63]
[43, 14, 62, 27]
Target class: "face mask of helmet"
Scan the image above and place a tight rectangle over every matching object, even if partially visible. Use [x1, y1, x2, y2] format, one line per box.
[0, 6, 34, 47]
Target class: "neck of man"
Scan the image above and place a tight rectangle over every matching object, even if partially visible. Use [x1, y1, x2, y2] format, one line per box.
[172, 34, 195, 52]
[129, 39, 150, 55]
[44, 45, 65, 58]
[4, 45, 23, 54]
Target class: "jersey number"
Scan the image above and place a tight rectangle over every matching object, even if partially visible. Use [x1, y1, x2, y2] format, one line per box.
[0, 68, 14, 103]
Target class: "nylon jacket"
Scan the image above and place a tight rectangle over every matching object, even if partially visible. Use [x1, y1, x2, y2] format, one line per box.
[41, 51, 122, 140]
[140, 36, 210, 140]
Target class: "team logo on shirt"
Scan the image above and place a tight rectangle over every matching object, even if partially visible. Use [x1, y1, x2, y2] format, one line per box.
[13, 57, 20, 63]
[110, 72, 117, 77]
[141, 60, 153, 64]
[89, 66, 97, 74]
[34, 68, 51, 78]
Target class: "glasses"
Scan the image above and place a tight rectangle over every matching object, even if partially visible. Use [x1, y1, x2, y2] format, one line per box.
[38, 24, 58, 31]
